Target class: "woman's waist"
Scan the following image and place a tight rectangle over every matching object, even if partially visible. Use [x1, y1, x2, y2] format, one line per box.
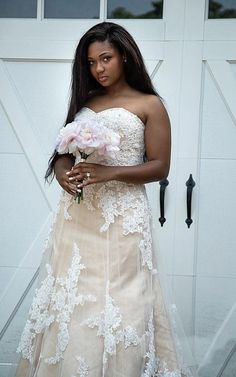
[75, 152, 144, 167]
[83, 180, 147, 207]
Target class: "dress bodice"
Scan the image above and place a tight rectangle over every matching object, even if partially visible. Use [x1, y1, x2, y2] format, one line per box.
[71, 107, 152, 270]
[74, 107, 145, 166]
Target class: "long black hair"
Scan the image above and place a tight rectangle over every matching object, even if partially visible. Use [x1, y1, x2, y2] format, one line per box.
[45, 21, 162, 181]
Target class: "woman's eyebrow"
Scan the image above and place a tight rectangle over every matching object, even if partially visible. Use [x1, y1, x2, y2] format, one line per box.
[88, 51, 112, 59]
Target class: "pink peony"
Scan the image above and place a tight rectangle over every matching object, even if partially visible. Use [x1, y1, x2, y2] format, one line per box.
[55, 118, 120, 157]
[55, 121, 79, 154]
[55, 116, 120, 204]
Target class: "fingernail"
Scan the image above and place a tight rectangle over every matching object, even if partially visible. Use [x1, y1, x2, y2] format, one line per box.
[68, 177, 74, 181]
[66, 171, 70, 175]
[77, 184, 82, 188]
[77, 188, 82, 192]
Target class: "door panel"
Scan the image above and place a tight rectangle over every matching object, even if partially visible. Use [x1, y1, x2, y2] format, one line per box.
[194, 51, 236, 374]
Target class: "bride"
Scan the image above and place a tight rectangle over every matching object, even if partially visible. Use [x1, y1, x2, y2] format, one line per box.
[15, 21, 195, 377]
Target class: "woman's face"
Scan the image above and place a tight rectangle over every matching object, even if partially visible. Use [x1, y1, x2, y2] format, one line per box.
[87, 40, 125, 87]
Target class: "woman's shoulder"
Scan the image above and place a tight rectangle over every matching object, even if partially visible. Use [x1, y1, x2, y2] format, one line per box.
[141, 93, 164, 106]
[132, 91, 163, 108]
[135, 93, 167, 122]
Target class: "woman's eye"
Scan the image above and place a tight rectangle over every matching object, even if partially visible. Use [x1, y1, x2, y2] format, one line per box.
[103, 56, 111, 62]
[88, 61, 94, 65]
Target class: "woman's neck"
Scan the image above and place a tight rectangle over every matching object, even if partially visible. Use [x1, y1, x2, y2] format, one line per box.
[104, 78, 130, 97]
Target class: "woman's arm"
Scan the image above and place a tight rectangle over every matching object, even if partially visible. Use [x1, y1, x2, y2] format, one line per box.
[114, 96, 171, 183]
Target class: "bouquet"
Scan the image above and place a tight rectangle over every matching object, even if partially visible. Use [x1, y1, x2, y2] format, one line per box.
[55, 117, 120, 203]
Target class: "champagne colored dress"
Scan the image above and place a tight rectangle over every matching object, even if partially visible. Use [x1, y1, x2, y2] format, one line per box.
[15, 107, 193, 377]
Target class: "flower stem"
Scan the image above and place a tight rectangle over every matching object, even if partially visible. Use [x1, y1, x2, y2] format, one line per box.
[74, 151, 89, 204]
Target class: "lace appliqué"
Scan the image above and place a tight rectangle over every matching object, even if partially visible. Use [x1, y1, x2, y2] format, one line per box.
[142, 310, 182, 377]
[42, 195, 62, 256]
[42, 191, 73, 255]
[142, 309, 158, 377]
[61, 191, 74, 220]
[156, 305, 187, 377]
[80, 280, 141, 376]
[83, 182, 154, 271]
[71, 355, 89, 377]
[17, 242, 96, 364]
[16, 264, 55, 362]
[156, 363, 182, 377]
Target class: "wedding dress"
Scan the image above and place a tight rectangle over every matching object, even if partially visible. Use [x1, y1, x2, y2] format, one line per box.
[15, 107, 194, 377]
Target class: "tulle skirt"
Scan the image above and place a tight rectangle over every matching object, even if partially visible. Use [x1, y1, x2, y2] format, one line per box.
[15, 186, 194, 377]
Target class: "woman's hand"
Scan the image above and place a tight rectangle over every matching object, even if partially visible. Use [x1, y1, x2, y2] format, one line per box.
[66, 162, 116, 188]
[54, 154, 77, 195]
[55, 169, 79, 195]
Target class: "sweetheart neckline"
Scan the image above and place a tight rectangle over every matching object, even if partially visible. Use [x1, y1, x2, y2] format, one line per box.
[82, 106, 145, 127]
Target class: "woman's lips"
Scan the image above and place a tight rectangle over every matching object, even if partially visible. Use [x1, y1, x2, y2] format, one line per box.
[98, 76, 108, 82]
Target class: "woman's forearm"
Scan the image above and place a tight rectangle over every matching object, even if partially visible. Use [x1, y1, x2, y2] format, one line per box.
[65, 158, 169, 188]
[54, 154, 75, 179]
[113, 160, 169, 184]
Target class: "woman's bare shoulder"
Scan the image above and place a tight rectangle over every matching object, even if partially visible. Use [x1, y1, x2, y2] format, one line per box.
[143, 94, 168, 118]
[134, 94, 169, 132]
[142, 93, 164, 108]
[132, 93, 167, 124]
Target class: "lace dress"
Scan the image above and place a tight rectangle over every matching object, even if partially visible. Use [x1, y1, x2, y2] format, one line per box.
[15, 107, 192, 377]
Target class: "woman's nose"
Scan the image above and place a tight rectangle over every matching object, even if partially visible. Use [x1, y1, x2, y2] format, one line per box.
[96, 61, 104, 73]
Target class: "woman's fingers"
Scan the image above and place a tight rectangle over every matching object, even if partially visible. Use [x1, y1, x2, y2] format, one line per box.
[65, 162, 112, 187]
[57, 175, 79, 195]
[68, 174, 82, 182]
[67, 162, 95, 177]
[77, 177, 95, 189]
[67, 182, 77, 194]
[68, 165, 94, 182]
[67, 164, 84, 176]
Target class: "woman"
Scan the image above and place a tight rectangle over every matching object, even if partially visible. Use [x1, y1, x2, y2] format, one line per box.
[16, 22, 193, 377]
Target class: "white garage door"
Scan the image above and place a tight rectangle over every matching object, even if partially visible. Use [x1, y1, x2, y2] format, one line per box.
[0, 1, 236, 376]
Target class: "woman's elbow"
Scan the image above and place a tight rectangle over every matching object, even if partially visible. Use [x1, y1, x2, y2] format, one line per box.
[154, 161, 170, 181]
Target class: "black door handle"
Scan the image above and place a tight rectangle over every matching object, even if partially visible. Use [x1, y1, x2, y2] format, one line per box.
[159, 178, 169, 226]
[185, 174, 195, 228]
